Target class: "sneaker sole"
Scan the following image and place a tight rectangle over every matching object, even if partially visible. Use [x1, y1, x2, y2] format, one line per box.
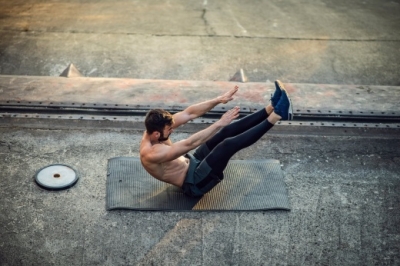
[282, 88, 293, 121]
[275, 79, 285, 90]
[288, 96, 293, 120]
[275, 80, 284, 93]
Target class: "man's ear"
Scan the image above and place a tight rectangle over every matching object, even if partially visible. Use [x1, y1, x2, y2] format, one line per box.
[151, 131, 160, 139]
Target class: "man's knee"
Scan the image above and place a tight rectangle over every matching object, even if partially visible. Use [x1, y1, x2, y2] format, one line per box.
[219, 138, 237, 153]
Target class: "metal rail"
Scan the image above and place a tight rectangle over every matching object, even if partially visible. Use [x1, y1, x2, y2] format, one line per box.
[1, 100, 400, 128]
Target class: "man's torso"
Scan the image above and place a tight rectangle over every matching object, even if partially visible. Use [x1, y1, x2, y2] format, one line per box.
[140, 138, 189, 187]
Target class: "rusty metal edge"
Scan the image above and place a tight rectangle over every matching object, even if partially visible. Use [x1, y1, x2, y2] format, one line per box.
[1, 113, 400, 130]
[1, 116, 399, 139]
[1, 100, 399, 119]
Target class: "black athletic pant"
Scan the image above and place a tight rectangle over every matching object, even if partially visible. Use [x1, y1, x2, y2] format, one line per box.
[195, 108, 274, 178]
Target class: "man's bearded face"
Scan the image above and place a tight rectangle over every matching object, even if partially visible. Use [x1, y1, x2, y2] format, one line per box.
[158, 125, 173, 142]
[158, 131, 170, 142]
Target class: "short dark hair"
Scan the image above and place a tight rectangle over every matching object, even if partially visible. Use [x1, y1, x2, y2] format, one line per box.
[145, 109, 174, 134]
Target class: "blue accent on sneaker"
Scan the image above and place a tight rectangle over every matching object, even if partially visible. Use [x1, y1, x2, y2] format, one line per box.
[274, 89, 293, 120]
[270, 80, 283, 108]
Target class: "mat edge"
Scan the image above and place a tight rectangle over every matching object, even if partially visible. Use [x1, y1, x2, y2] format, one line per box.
[108, 156, 281, 164]
[106, 206, 291, 212]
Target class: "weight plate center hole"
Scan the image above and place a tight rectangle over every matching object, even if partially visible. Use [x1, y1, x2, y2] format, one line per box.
[53, 173, 61, 178]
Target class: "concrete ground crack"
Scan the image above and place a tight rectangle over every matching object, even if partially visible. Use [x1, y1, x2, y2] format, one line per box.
[1, 29, 400, 42]
[201, 8, 216, 36]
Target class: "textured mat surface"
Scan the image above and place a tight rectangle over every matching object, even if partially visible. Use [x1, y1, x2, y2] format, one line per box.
[106, 157, 290, 211]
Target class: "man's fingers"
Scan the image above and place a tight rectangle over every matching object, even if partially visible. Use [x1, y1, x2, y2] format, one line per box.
[228, 86, 239, 96]
[220, 106, 240, 125]
[228, 106, 240, 117]
[219, 86, 239, 104]
[231, 86, 239, 95]
[231, 107, 240, 120]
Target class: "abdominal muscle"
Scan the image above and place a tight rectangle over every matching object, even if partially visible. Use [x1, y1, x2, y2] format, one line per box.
[143, 156, 189, 187]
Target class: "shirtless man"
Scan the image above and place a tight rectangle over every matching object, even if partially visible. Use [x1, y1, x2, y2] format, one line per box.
[140, 80, 293, 197]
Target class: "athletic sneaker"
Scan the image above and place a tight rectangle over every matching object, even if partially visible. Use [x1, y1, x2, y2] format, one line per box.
[274, 88, 293, 120]
[270, 80, 283, 108]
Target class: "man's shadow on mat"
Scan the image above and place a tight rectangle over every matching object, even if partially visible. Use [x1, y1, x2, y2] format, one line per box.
[138, 186, 202, 210]
[137, 179, 253, 210]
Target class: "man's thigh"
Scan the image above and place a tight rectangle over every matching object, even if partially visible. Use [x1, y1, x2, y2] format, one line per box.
[193, 143, 211, 161]
[182, 158, 221, 197]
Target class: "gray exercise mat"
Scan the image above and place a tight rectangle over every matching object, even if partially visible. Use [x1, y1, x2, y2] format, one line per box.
[106, 157, 291, 211]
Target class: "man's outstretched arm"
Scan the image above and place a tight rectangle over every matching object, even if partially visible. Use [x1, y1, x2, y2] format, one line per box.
[172, 86, 238, 128]
[144, 107, 240, 164]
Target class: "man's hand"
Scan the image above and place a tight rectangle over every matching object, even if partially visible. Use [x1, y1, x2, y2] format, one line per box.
[218, 106, 240, 127]
[217, 86, 239, 104]
[172, 86, 239, 129]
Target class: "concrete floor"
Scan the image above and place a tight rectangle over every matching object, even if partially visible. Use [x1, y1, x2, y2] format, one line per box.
[1, 0, 400, 265]
[0, 121, 399, 265]
[0, 0, 399, 85]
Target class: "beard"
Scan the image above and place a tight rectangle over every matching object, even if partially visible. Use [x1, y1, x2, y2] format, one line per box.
[158, 132, 170, 142]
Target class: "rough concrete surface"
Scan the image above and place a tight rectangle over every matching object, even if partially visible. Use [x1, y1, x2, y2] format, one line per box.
[1, 0, 400, 265]
[0, 0, 399, 85]
[0, 124, 399, 265]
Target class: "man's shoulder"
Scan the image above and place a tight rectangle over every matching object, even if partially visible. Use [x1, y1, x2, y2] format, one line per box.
[140, 142, 171, 162]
